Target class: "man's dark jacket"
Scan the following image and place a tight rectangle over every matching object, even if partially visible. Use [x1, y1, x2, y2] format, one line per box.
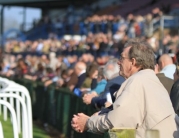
[156, 73, 173, 94]
[91, 75, 125, 109]
[170, 79, 179, 116]
[74, 73, 86, 89]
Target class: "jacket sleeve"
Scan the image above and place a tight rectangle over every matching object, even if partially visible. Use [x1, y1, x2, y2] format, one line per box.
[91, 96, 106, 109]
[87, 114, 113, 133]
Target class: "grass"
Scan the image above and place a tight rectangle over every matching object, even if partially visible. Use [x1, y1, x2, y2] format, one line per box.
[0, 115, 50, 138]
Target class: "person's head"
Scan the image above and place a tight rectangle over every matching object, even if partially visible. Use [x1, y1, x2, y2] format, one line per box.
[61, 70, 69, 80]
[81, 54, 89, 63]
[174, 64, 179, 82]
[46, 67, 53, 74]
[49, 52, 56, 60]
[74, 61, 86, 76]
[17, 58, 27, 68]
[158, 54, 173, 71]
[87, 64, 99, 79]
[118, 38, 155, 78]
[103, 59, 119, 80]
[97, 67, 105, 81]
[37, 63, 44, 72]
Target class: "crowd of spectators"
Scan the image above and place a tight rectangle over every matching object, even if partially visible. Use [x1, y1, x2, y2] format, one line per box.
[17, 6, 178, 60]
[0, 4, 179, 112]
[0, 31, 179, 95]
[32, 7, 164, 38]
[4, 29, 179, 58]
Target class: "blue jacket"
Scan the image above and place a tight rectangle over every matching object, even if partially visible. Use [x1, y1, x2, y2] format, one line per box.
[91, 75, 125, 109]
[91, 79, 107, 94]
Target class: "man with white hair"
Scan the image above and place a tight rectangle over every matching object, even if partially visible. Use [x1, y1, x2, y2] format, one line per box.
[83, 59, 125, 109]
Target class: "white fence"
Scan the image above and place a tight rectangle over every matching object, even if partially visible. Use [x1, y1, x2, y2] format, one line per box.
[0, 100, 19, 138]
[0, 122, 4, 138]
[0, 77, 32, 138]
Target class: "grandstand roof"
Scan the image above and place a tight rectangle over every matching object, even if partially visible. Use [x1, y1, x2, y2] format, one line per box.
[0, 0, 95, 8]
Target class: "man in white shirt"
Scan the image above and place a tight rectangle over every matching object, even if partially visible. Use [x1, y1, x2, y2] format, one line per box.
[158, 54, 176, 79]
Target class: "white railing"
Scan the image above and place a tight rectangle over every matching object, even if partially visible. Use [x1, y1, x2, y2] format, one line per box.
[0, 122, 4, 138]
[0, 100, 19, 138]
[0, 93, 29, 138]
[0, 77, 32, 138]
[0, 84, 33, 138]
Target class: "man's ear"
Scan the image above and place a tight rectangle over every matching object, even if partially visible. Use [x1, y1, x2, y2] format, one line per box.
[158, 60, 164, 70]
[161, 61, 165, 69]
[131, 58, 136, 66]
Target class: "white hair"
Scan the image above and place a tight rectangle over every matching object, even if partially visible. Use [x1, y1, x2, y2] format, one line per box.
[103, 59, 119, 80]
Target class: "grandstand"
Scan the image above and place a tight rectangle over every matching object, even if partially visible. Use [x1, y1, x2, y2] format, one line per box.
[0, 0, 178, 41]
[0, 0, 179, 138]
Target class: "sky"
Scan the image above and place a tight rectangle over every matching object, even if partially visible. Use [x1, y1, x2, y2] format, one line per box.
[0, 5, 41, 32]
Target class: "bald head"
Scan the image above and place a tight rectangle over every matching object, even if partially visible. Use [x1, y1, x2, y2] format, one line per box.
[158, 54, 173, 70]
[75, 62, 86, 70]
[74, 61, 87, 75]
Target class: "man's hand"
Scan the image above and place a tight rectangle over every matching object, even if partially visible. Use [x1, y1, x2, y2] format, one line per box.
[83, 93, 96, 105]
[105, 101, 112, 108]
[71, 113, 89, 133]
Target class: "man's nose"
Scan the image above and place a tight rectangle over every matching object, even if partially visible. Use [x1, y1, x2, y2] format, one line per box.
[117, 60, 121, 65]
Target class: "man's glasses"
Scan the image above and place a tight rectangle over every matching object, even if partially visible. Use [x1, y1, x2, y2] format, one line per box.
[119, 56, 129, 61]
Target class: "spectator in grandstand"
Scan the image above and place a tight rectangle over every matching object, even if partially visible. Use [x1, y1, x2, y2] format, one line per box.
[40, 54, 50, 68]
[83, 59, 125, 109]
[152, 7, 163, 19]
[36, 39, 44, 54]
[44, 67, 64, 87]
[90, 67, 107, 95]
[60, 68, 73, 87]
[80, 63, 99, 91]
[66, 70, 78, 90]
[72, 62, 87, 94]
[80, 54, 92, 65]
[126, 14, 135, 38]
[63, 56, 77, 68]
[111, 33, 128, 57]
[71, 38, 178, 138]
[155, 63, 174, 94]
[97, 35, 109, 57]
[54, 18, 63, 36]
[170, 64, 179, 116]
[158, 54, 176, 79]
[49, 52, 58, 71]
[41, 67, 55, 82]
[170, 50, 179, 115]
[14, 58, 31, 78]
[82, 66, 107, 97]
[0, 60, 10, 75]
[33, 63, 45, 81]
[56, 55, 67, 71]
[144, 13, 153, 36]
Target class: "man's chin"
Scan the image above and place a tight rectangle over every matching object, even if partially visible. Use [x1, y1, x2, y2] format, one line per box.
[119, 72, 125, 78]
[119, 72, 123, 76]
